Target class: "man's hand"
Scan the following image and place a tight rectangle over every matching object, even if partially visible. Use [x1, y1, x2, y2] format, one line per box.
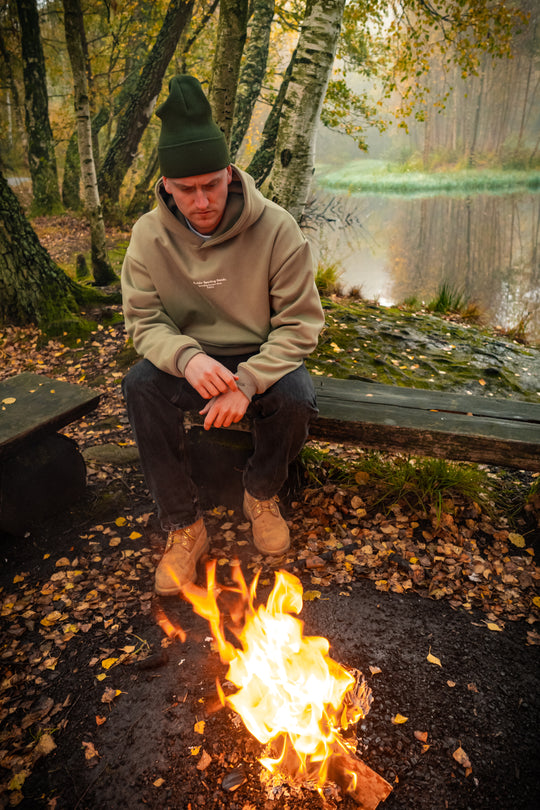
[199, 390, 249, 430]
[184, 354, 238, 399]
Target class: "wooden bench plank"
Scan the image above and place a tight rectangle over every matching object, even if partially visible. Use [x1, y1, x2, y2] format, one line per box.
[311, 377, 540, 471]
[0, 372, 101, 460]
[312, 377, 540, 423]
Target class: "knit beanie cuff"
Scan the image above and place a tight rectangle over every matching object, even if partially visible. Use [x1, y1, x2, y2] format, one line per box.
[159, 136, 230, 179]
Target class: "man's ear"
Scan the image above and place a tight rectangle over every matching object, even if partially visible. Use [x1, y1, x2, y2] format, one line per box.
[226, 165, 233, 185]
[162, 176, 171, 193]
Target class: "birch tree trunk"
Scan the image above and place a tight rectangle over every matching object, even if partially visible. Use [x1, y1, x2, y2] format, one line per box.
[267, 0, 345, 221]
[97, 0, 195, 214]
[15, 0, 62, 216]
[229, 0, 275, 161]
[63, 0, 115, 286]
[209, 0, 249, 144]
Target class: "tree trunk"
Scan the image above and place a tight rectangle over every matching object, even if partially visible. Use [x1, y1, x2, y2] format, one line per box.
[267, 0, 345, 221]
[209, 0, 250, 144]
[62, 107, 110, 210]
[0, 172, 78, 327]
[97, 0, 195, 214]
[245, 45, 296, 187]
[63, 0, 115, 285]
[126, 146, 160, 220]
[229, 0, 275, 160]
[15, 0, 62, 215]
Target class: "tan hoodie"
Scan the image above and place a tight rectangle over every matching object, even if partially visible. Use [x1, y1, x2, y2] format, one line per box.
[121, 166, 324, 399]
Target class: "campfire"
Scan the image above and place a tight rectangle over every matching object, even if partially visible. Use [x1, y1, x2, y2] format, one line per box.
[164, 560, 392, 808]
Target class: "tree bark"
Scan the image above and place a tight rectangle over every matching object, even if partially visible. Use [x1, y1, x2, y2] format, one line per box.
[0, 172, 78, 327]
[63, 0, 115, 285]
[267, 0, 345, 221]
[209, 0, 250, 144]
[97, 0, 195, 214]
[229, 0, 275, 161]
[15, 0, 62, 215]
[245, 45, 296, 187]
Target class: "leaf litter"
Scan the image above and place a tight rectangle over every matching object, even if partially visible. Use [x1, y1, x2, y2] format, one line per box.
[0, 315, 539, 808]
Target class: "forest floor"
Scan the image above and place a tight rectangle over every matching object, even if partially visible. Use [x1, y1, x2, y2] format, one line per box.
[0, 217, 539, 810]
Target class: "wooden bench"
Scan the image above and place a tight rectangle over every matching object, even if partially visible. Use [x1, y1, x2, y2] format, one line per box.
[184, 376, 540, 505]
[0, 372, 101, 534]
[309, 377, 540, 472]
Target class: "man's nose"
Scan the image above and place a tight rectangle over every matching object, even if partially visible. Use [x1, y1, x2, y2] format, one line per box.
[194, 188, 209, 208]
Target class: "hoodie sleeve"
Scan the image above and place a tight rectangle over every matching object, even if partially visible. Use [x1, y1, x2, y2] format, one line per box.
[121, 248, 204, 377]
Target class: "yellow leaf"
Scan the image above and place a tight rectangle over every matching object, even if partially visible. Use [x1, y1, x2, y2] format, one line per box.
[153, 777, 165, 787]
[532, 596, 540, 609]
[486, 622, 503, 632]
[194, 720, 205, 735]
[2, 397, 16, 405]
[330, 342, 342, 353]
[13, 574, 24, 584]
[109, 537, 121, 547]
[102, 657, 118, 670]
[427, 650, 442, 667]
[115, 517, 127, 526]
[82, 741, 99, 760]
[96, 673, 107, 681]
[453, 746, 471, 769]
[392, 713, 408, 724]
[478, 379, 486, 386]
[129, 531, 142, 540]
[303, 590, 321, 601]
[508, 532, 525, 548]
[190, 746, 201, 756]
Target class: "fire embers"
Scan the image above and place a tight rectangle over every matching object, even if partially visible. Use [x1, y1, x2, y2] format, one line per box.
[180, 560, 392, 808]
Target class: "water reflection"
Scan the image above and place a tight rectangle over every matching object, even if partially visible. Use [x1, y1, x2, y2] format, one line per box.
[304, 190, 540, 344]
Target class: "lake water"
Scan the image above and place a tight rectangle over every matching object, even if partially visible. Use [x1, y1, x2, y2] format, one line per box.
[304, 188, 540, 345]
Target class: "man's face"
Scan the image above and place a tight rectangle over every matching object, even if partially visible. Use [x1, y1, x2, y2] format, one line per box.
[163, 166, 232, 235]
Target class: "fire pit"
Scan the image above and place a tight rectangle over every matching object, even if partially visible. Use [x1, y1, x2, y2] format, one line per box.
[160, 560, 392, 808]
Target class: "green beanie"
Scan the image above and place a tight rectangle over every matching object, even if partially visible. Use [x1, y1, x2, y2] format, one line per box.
[156, 75, 229, 178]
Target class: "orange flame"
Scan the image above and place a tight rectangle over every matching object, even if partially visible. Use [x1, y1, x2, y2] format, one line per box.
[182, 560, 372, 793]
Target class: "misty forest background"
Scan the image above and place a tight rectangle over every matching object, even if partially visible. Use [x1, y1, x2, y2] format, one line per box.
[0, 0, 539, 333]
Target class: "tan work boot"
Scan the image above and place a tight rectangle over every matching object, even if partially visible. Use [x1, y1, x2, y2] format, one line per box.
[155, 518, 208, 595]
[243, 491, 290, 555]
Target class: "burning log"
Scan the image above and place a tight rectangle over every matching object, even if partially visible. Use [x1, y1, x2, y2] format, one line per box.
[327, 751, 393, 809]
[178, 561, 392, 807]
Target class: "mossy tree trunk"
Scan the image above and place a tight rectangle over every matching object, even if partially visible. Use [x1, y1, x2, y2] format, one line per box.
[229, 0, 275, 161]
[0, 171, 81, 328]
[209, 0, 250, 144]
[97, 0, 195, 216]
[62, 107, 109, 211]
[63, 0, 115, 286]
[267, 0, 345, 222]
[15, 0, 62, 216]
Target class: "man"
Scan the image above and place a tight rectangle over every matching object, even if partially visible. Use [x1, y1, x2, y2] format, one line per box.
[121, 75, 325, 596]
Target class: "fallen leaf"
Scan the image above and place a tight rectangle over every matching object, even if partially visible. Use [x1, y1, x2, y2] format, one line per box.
[95, 716, 107, 725]
[82, 741, 100, 761]
[369, 665, 382, 676]
[115, 517, 127, 526]
[447, 680, 456, 687]
[101, 657, 118, 670]
[32, 733, 56, 762]
[508, 532, 525, 547]
[2, 397, 16, 405]
[194, 720, 205, 734]
[190, 746, 201, 756]
[453, 745, 472, 769]
[392, 713, 408, 724]
[197, 749, 212, 770]
[427, 649, 442, 667]
[485, 622, 503, 632]
[414, 730, 428, 742]
[153, 777, 165, 787]
[101, 687, 122, 704]
[303, 590, 321, 601]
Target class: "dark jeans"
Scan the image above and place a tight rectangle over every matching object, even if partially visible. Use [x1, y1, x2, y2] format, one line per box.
[122, 356, 318, 530]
